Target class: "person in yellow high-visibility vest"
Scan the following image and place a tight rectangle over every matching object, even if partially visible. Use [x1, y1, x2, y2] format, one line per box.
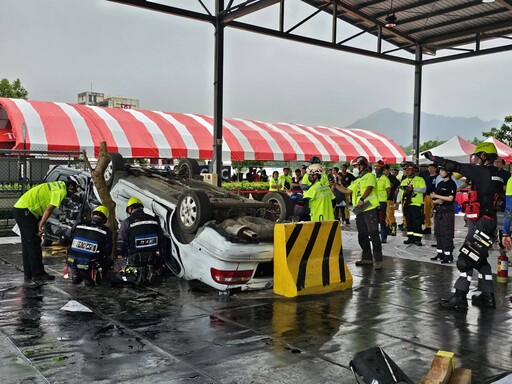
[303, 164, 335, 221]
[334, 156, 382, 270]
[400, 163, 427, 246]
[374, 160, 391, 243]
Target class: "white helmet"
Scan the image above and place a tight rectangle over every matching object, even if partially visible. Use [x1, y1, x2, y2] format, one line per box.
[306, 163, 324, 175]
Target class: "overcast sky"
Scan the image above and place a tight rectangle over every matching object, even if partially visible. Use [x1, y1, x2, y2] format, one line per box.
[1, 0, 511, 142]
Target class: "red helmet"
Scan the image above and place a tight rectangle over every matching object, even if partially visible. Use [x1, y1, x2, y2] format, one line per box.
[374, 160, 385, 169]
[350, 156, 368, 167]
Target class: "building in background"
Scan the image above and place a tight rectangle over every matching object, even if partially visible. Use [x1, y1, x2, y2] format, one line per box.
[77, 92, 139, 109]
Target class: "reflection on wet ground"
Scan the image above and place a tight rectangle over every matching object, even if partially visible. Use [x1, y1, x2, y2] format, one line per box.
[1, 230, 512, 383]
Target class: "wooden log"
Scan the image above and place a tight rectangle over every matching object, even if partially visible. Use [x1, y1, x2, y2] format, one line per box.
[420, 355, 454, 384]
[448, 368, 471, 384]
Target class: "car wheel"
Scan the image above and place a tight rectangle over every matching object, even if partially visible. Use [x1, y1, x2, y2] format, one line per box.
[176, 158, 200, 179]
[177, 189, 212, 234]
[104, 152, 125, 189]
[262, 192, 294, 222]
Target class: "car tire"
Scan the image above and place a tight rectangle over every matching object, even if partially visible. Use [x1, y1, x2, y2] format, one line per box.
[104, 152, 125, 189]
[176, 158, 200, 179]
[237, 216, 274, 241]
[177, 189, 212, 234]
[262, 192, 294, 222]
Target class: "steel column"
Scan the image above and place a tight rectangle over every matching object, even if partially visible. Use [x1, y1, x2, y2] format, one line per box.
[412, 45, 422, 164]
[213, 0, 225, 186]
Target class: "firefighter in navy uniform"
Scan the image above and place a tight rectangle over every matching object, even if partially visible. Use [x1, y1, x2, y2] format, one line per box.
[113, 197, 164, 285]
[424, 142, 504, 310]
[64, 205, 113, 286]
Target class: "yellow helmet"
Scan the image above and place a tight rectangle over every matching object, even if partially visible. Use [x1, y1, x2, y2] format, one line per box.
[92, 205, 109, 220]
[473, 142, 497, 155]
[126, 197, 143, 213]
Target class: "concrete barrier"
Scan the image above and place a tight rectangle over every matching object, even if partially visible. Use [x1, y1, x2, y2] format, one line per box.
[273, 220, 352, 297]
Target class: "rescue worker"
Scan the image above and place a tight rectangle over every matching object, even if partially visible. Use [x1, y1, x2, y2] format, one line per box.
[400, 163, 426, 246]
[333, 156, 382, 270]
[374, 160, 391, 243]
[303, 164, 335, 221]
[269, 170, 280, 191]
[278, 166, 293, 191]
[339, 163, 356, 225]
[113, 197, 164, 285]
[64, 205, 113, 286]
[429, 166, 457, 264]
[424, 142, 503, 309]
[13, 176, 78, 282]
[423, 164, 438, 234]
[383, 165, 400, 236]
[300, 156, 329, 191]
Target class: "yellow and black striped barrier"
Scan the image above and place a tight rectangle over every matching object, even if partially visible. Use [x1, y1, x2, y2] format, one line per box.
[273, 220, 353, 297]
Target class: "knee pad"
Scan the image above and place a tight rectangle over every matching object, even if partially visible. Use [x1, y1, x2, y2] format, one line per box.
[456, 256, 471, 272]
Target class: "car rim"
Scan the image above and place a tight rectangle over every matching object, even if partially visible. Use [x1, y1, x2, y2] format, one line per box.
[180, 196, 198, 228]
[266, 198, 281, 221]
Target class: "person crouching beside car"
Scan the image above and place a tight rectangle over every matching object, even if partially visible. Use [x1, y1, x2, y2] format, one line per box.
[62, 205, 113, 286]
[112, 197, 164, 285]
[13, 177, 78, 282]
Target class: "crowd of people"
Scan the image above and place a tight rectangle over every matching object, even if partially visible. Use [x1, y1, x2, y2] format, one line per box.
[14, 142, 512, 310]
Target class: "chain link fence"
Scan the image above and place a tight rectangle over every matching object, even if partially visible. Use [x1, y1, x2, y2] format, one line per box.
[0, 149, 85, 232]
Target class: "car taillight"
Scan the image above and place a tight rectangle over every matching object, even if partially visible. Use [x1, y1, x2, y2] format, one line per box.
[210, 268, 253, 285]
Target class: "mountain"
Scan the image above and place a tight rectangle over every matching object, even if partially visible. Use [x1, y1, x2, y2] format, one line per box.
[348, 108, 501, 146]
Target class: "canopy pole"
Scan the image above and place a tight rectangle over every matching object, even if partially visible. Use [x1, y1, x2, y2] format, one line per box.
[212, 0, 225, 187]
[412, 45, 422, 164]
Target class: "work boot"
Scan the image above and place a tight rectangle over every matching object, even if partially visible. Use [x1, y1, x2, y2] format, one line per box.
[440, 291, 468, 311]
[71, 273, 82, 284]
[374, 262, 382, 270]
[441, 255, 454, 264]
[430, 253, 443, 261]
[345, 219, 350, 225]
[423, 228, 432, 235]
[471, 293, 496, 308]
[414, 240, 423, 246]
[403, 237, 414, 245]
[355, 259, 373, 266]
[32, 272, 56, 282]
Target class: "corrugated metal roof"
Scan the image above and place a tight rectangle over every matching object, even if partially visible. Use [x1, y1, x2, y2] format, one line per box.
[301, 0, 512, 56]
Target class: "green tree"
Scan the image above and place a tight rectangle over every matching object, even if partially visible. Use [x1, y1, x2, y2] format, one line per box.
[469, 137, 483, 145]
[0, 78, 29, 99]
[482, 116, 512, 146]
[419, 140, 445, 152]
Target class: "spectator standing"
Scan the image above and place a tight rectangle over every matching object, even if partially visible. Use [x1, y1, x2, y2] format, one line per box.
[423, 164, 438, 235]
[278, 166, 293, 191]
[269, 170, 280, 191]
[334, 156, 382, 270]
[430, 166, 457, 263]
[260, 169, 268, 183]
[13, 177, 78, 282]
[425, 142, 503, 310]
[400, 163, 427, 246]
[374, 160, 391, 243]
[303, 164, 335, 221]
[384, 165, 400, 236]
[339, 163, 356, 225]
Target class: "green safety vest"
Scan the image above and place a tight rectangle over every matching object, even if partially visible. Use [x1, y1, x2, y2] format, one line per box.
[376, 174, 391, 203]
[304, 182, 335, 221]
[14, 181, 68, 218]
[399, 175, 426, 206]
[351, 172, 379, 212]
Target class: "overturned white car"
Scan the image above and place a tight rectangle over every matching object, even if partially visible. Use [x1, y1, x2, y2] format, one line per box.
[109, 157, 293, 292]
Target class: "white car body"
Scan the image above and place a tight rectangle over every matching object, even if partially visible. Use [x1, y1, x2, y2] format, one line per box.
[110, 174, 276, 292]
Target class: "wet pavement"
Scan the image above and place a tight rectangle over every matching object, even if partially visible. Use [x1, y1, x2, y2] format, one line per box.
[1, 215, 512, 383]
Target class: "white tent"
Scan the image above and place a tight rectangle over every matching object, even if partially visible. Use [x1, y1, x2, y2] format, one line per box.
[419, 136, 475, 164]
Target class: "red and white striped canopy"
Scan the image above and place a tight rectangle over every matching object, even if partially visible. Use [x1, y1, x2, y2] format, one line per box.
[0, 98, 406, 163]
[484, 137, 512, 163]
